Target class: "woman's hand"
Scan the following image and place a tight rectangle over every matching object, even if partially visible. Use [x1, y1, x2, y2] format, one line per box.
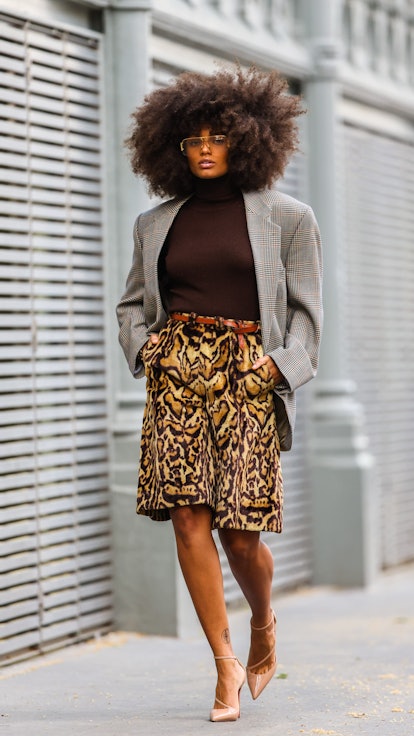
[140, 333, 159, 360]
[252, 355, 284, 383]
[147, 333, 159, 347]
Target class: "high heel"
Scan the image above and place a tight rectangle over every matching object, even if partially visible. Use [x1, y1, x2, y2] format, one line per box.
[210, 655, 246, 722]
[246, 610, 277, 700]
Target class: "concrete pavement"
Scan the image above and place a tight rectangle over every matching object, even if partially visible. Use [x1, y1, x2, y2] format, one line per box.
[1, 563, 413, 736]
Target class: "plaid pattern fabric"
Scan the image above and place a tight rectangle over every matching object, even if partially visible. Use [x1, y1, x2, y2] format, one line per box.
[116, 190, 323, 450]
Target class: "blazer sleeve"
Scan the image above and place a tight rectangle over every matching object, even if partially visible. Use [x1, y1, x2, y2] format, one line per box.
[269, 205, 323, 393]
[116, 215, 148, 377]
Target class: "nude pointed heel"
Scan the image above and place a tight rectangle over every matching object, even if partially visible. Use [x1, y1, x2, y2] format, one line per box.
[210, 655, 246, 722]
[246, 610, 277, 700]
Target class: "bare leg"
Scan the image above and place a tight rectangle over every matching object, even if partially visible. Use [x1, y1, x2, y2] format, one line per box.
[170, 505, 245, 711]
[218, 529, 276, 674]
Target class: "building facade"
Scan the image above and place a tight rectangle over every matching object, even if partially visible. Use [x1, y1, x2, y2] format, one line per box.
[1, 0, 413, 661]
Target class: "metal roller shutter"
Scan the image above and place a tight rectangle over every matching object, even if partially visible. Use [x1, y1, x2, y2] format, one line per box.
[343, 123, 414, 568]
[0, 14, 112, 663]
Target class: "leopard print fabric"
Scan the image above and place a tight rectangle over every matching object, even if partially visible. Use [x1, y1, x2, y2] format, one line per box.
[137, 316, 283, 533]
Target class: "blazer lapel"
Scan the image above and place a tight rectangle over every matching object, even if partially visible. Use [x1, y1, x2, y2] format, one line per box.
[146, 196, 191, 262]
[243, 191, 281, 349]
[143, 196, 191, 324]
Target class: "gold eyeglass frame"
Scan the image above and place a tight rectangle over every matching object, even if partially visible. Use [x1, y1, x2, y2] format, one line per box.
[179, 134, 228, 155]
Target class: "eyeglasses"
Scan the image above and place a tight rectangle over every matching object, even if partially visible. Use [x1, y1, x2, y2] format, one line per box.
[180, 134, 228, 156]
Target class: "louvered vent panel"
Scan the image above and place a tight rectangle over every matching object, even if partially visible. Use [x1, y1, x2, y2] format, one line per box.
[343, 124, 414, 568]
[0, 14, 112, 663]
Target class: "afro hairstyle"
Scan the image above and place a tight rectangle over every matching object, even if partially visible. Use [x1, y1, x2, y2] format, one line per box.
[125, 65, 304, 198]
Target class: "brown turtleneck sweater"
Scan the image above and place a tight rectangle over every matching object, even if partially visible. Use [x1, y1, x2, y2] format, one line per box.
[158, 174, 260, 321]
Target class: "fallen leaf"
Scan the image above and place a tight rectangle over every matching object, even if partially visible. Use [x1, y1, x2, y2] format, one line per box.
[348, 712, 366, 718]
[277, 672, 288, 679]
[391, 708, 404, 713]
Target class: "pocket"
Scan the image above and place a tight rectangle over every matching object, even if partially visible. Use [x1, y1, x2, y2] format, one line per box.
[254, 362, 276, 388]
[141, 338, 157, 363]
[240, 363, 276, 400]
[141, 325, 168, 365]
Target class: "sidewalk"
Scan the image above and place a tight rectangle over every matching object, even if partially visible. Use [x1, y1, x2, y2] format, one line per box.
[1, 564, 413, 736]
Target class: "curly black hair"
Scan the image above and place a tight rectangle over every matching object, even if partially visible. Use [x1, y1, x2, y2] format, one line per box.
[125, 66, 304, 198]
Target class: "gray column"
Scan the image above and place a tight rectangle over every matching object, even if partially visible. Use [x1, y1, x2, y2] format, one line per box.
[105, 1, 200, 635]
[304, 0, 379, 586]
[106, 0, 151, 444]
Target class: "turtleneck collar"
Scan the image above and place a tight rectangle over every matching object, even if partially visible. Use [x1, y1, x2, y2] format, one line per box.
[192, 173, 239, 202]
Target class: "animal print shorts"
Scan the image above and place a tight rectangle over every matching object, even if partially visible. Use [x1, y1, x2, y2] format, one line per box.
[137, 315, 283, 533]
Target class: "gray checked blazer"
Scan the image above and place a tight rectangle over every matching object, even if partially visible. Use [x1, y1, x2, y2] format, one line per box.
[117, 189, 323, 451]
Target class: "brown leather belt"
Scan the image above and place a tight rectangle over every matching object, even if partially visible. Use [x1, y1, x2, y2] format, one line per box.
[170, 312, 260, 334]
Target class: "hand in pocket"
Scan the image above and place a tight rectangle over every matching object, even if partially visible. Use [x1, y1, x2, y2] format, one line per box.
[252, 355, 284, 383]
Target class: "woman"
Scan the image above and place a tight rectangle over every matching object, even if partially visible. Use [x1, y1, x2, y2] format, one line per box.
[117, 66, 322, 722]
